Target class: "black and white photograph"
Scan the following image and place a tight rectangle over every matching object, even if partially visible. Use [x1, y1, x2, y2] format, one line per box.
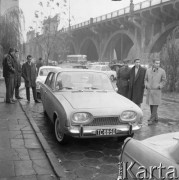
[0, 0, 179, 179]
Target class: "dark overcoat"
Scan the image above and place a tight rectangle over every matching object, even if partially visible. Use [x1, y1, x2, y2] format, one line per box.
[14, 58, 22, 87]
[22, 62, 37, 87]
[2, 54, 15, 78]
[116, 66, 130, 98]
[128, 65, 146, 104]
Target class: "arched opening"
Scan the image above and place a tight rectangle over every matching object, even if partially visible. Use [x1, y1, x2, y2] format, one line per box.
[80, 39, 98, 61]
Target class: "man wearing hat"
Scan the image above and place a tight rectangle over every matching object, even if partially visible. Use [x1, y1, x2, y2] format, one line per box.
[116, 58, 131, 98]
[145, 58, 166, 125]
[13, 49, 23, 99]
[2, 47, 16, 104]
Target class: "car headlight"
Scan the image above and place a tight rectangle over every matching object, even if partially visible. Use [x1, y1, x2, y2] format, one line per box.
[72, 112, 93, 124]
[120, 111, 137, 121]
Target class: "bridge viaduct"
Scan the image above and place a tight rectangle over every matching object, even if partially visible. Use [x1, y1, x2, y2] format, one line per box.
[26, 0, 179, 62]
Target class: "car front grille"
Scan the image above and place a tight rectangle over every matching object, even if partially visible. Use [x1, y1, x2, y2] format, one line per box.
[84, 117, 121, 126]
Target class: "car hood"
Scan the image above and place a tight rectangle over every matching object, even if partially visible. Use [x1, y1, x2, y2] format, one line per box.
[59, 91, 139, 110]
[36, 76, 47, 83]
[141, 132, 179, 164]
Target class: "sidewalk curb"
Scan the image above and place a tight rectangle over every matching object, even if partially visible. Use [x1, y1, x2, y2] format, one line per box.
[18, 101, 67, 180]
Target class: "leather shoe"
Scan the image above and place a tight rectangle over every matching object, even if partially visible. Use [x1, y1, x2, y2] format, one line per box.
[16, 96, 23, 99]
[6, 100, 15, 104]
[35, 100, 41, 103]
[148, 120, 154, 125]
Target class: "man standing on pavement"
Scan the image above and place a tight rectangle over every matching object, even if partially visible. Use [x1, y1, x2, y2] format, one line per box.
[14, 49, 23, 99]
[128, 59, 146, 107]
[22, 55, 40, 103]
[145, 58, 166, 125]
[2, 47, 16, 104]
[116, 59, 131, 98]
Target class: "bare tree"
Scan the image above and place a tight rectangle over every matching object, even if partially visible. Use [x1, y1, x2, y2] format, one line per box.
[31, 0, 68, 65]
[160, 26, 179, 92]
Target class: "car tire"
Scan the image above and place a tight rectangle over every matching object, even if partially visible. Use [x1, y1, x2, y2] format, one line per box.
[110, 75, 114, 81]
[54, 117, 68, 144]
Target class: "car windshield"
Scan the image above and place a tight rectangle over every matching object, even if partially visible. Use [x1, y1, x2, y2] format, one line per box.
[56, 71, 114, 91]
[39, 68, 57, 76]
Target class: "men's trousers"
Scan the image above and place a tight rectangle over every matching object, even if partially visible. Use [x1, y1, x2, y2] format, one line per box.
[150, 105, 158, 121]
[15, 86, 20, 98]
[25, 87, 37, 101]
[5, 76, 15, 102]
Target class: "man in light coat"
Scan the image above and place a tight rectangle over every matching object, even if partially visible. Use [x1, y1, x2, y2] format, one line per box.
[145, 59, 166, 125]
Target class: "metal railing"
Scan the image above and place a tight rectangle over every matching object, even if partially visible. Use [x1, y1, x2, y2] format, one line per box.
[61, 0, 175, 32]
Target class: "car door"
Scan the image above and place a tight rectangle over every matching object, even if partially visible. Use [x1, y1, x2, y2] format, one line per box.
[42, 72, 54, 116]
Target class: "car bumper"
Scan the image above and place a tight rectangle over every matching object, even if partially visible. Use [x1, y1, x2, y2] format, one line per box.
[66, 124, 142, 138]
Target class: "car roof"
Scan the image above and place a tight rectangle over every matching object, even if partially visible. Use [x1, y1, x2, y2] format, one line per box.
[39, 66, 61, 70]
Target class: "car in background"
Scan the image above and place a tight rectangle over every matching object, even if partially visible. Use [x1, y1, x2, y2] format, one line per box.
[36, 66, 61, 98]
[119, 132, 179, 179]
[89, 65, 117, 81]
[72, 65, 88, 69]
[40, 69, 143, 144]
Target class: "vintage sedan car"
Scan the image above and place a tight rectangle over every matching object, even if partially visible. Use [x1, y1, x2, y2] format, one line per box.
[36, 66, 61, 97]
[89, 65, 117, 81]
[119, 132, 179, 179]
[40, 69, 143, 144]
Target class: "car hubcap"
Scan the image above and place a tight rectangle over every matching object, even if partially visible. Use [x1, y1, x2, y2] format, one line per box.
[55, 119, 64, 142]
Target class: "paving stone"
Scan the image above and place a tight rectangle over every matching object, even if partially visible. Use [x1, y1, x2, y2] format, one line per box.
[80, 158, 102, 168]
[103, 148, 121, 156]
[25, 139, 41, 149]
[28, 149, 47, 160]
[8, 124, 27, 131]
[93, 175, 117, 180]
[0, 160, 15, 178]
[14, 160, 36, 176]
[61, 161, 80, 171]
[11, 139, 25, 149]
[37, 174, 58, 180]
[7, 175, 37, 180]
[84, 151, 104, 159]
[98, 164, 118, 175]
[64, 152, 84, 161]
[0, 149, 13, 160]
[102, 156, 119, 164]
[9, 131, 23, 139]
[32, 159, 54, 175]
[75, 167, 96, 179]
[12, 148, 30, 160]
[23, 133, 37, 139]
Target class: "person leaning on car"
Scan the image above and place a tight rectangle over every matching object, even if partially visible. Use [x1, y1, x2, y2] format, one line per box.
[128, 59, 146, 107]
[22, 55, 40, 103]
[2, 47, 16, 104]
[145, 58, 166, 125]
[116, 59, 130, 98]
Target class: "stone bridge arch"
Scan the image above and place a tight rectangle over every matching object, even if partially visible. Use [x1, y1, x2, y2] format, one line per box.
[79, 37, 99, 61]
[101, 30, 138, 61]
[147, 21, 179, 54]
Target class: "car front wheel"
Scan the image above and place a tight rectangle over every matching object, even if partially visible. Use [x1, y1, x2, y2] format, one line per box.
[110, 75, 114, 81]
[54, 117, 68, 144]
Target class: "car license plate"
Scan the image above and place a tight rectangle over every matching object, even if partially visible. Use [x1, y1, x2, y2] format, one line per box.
[96, 129, 116, 136]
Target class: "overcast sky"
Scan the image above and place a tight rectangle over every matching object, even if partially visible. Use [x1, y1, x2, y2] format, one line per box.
[20, 0, 144, 32]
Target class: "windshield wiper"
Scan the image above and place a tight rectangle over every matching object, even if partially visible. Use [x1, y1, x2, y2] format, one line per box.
[59, 87, 73, 90]
[84, 87, 99, 90]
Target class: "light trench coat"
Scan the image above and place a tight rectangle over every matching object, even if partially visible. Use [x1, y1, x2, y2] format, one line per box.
[145, 67, 166, 105]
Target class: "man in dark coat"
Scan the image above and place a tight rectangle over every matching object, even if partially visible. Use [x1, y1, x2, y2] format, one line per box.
[14, 49, 23, 99]
[2, 47, 16, 104]
[116, 59, 131, 98]
[128, 59, 146, 107]
[22, 55, 40, 103]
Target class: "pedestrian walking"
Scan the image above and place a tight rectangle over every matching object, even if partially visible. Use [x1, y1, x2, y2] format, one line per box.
[22, 55, 40, 103]
[145, 58, 166, 125]
[128, 59, 146, 107]
[116, 59, 131, 98]
[2, 47, 16, 104]
[36, 57, 44, 74]
[14, 49, 23, 99]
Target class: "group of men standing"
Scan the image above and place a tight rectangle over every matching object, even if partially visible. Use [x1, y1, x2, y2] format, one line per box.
[2, 47, 40, 104]
[116, 58, 166, 125]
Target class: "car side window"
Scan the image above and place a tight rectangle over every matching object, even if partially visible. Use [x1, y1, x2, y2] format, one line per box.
[45, 72, 54, 87]
[49, 73, 55, 90]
